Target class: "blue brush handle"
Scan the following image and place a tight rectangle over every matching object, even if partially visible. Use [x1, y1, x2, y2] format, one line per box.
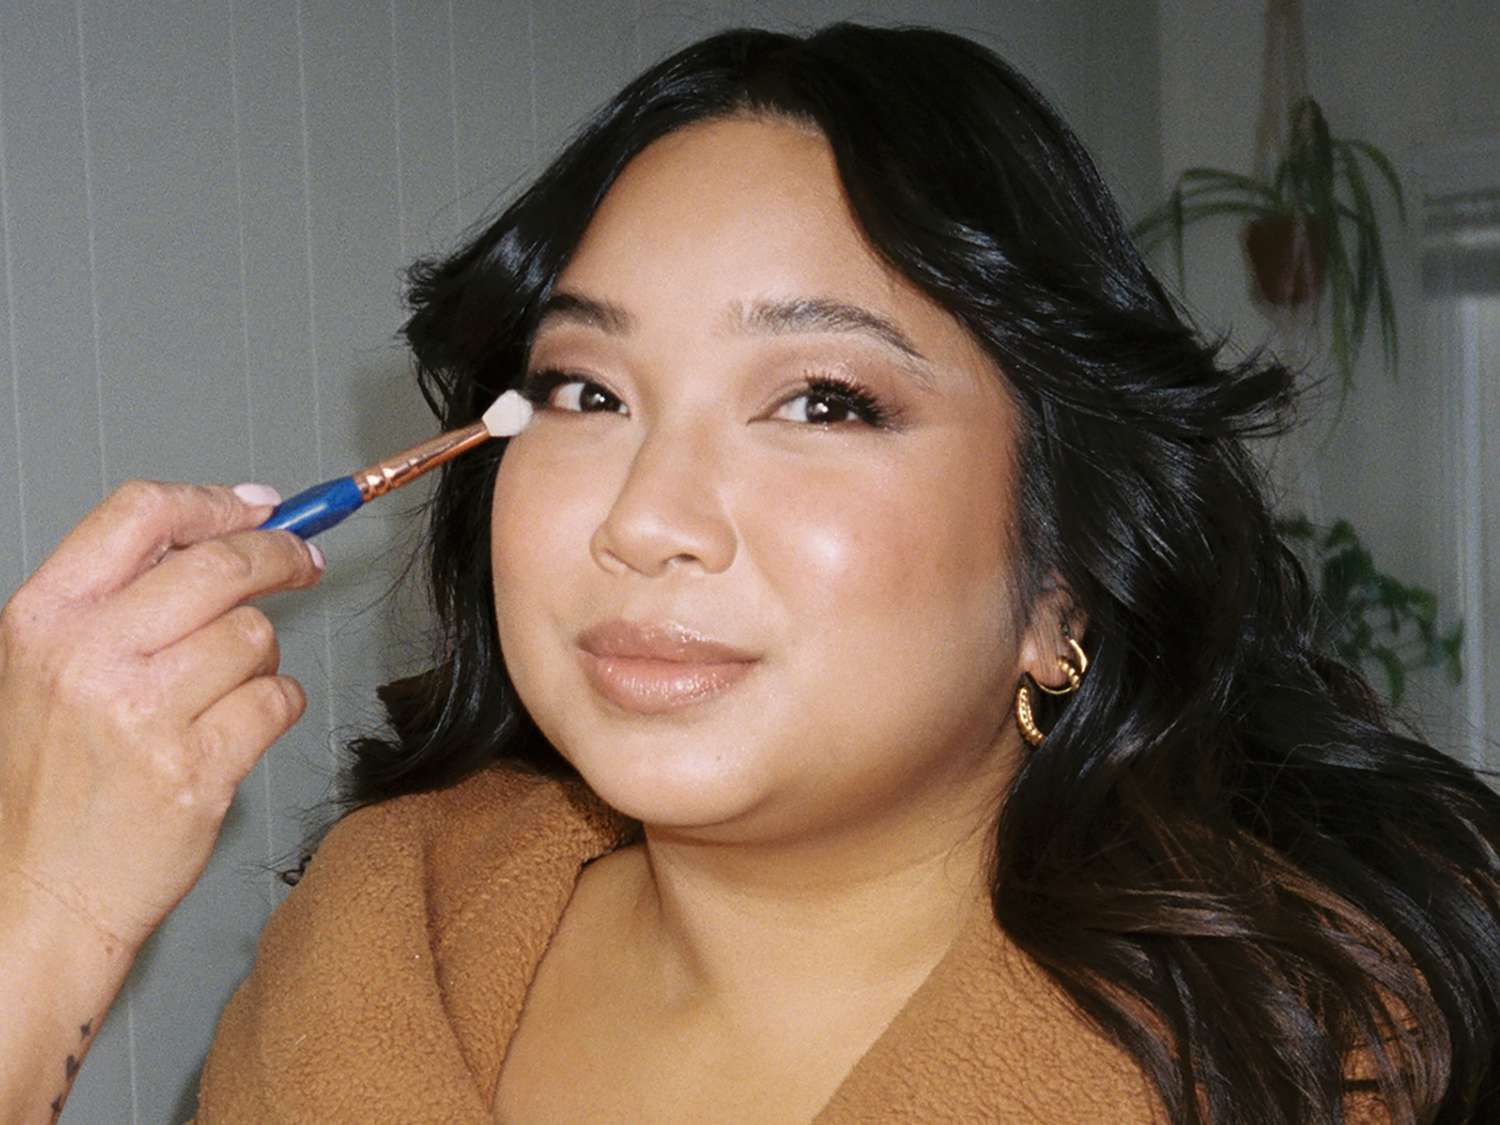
[258, 476, 364, 539]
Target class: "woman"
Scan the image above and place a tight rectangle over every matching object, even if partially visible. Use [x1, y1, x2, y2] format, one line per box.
[3, 22, 1497, 1124]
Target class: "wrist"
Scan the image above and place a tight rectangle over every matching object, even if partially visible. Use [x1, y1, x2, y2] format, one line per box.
[0, 868, 137, 1122]
[0, 864, 135, 963]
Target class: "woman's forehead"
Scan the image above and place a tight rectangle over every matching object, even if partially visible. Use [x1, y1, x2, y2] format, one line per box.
[566, 118, 862, 274]
[552, 118, 995, 389]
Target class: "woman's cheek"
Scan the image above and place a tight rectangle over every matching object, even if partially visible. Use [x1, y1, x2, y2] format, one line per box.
[491, 440, 600, 714]
[738, 461, 923, 630]
[492, 450, 571, 690]
[490, 444, 537, 591]
[768, 450, 954, 582]
[493, 434, 606, 583]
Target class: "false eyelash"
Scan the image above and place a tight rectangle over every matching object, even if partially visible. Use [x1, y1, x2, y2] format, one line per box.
[519, 366, 576, 405]
[516, 367, 621, 412]
[515, 366, 904, 430]
[795, 372, 903, 430]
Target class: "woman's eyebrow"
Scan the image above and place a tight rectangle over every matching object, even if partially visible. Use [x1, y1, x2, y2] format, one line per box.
[731, 297, 937, 391]
[535, 290, 634, 334]
[535, 290, 939, 392]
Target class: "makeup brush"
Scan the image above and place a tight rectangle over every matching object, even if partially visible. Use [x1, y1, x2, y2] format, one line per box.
[258, 390, 534, 539]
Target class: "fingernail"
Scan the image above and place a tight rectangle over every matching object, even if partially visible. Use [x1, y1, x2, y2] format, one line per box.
[233, 482, 283, 507]
[307, 542, 326, 571]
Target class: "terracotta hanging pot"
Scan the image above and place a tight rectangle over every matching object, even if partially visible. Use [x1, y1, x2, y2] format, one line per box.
[1243, 215, 1327, 306]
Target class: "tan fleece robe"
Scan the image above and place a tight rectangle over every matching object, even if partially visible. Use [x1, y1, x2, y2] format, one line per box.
[192, 764, 1379, 1123]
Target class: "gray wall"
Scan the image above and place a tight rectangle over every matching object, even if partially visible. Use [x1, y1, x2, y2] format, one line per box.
[0, 1, 1159, 1120]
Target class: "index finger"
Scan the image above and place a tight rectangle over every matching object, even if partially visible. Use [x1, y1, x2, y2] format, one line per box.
[106, 526, 323, 655]
[27, 480, 281, 603]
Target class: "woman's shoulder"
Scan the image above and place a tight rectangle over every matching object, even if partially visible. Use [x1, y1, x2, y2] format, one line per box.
[199, 763, 626, 1121]
[332, 761, 579, 829]
[204, 764, 634, 1048]
[306, 763, 634, 906]
[321, 763, 621, 856]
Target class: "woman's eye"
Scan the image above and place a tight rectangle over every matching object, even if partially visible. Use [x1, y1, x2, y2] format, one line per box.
[771, 377, 894, 429]
[553, 380, 623, 413]
[773, 392, 859, 425]
[518, 369, 626, 414]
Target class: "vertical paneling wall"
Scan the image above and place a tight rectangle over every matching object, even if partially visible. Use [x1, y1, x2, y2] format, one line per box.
[0, 2, 1158, 1120]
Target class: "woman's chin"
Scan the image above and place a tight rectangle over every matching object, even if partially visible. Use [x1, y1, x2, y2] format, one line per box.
[563, 737, 777, 834]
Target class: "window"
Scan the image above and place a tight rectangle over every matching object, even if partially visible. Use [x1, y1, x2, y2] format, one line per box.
[1422, 139, 1500, 770]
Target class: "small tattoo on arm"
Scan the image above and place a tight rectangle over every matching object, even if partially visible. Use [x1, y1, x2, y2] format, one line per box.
[48, 1015, 97, 1121]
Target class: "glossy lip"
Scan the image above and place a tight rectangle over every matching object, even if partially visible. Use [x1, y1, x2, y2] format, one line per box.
[576, 619, 759, 714]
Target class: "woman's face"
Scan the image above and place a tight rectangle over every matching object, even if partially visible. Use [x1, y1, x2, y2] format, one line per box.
[493, 116, 1044, 844]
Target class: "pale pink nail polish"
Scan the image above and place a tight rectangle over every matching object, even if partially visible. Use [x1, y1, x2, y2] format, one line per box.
[233, 482, 283, 507]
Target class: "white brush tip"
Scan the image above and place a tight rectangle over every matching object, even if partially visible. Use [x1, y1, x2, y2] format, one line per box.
[482, 389, 534, 438]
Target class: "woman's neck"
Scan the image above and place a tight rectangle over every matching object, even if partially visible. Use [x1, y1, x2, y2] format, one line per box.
[608, 791, 1002, 1029]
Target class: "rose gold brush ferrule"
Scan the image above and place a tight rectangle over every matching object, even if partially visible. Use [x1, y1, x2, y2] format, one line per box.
[352, 420, 490, 501]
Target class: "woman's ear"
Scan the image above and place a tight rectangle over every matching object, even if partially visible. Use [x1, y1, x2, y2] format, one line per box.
[1018, 575, 1086, 691]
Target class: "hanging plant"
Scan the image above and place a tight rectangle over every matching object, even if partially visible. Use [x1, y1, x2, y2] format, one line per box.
[1137, 2, 1460, 711]
[1133, 96, 1407, 390]
[1278, 516, 1463, 705]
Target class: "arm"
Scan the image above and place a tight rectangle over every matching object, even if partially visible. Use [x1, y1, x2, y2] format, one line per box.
[0, 481, 323, 1122]
[0, 870, 133, 1123]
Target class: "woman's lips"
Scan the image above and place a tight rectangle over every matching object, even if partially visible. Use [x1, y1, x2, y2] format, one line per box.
[575, 619, 759, 713]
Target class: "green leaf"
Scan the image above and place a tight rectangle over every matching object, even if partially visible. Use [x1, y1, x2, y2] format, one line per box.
[1410, 587, 1438, 619]
[1280, 512, 1464, 704]
[1369, 213, 1400, 373]
[1345, 139, 1408, 224]
[1322, 554, 1352, 613]
[1178, 167, 1283, 203]
[1325, 519, 1359, 550]
[1338, 145, 1378, 357]
[1370, 645, 1406, 705]
[1141, 96, 1407, 390]
[1278, 515, 1316, 541]
[1447, 652, 1464, 683]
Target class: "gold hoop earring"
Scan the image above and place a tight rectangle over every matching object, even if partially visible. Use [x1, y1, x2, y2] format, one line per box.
[1014, 637, 1091, 749]
[1034, 637, 1088, 697]
[1015, 681, 1046, 747]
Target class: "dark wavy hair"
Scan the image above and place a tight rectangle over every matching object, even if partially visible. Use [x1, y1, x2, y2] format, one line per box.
[340, 22, 1500, 1123]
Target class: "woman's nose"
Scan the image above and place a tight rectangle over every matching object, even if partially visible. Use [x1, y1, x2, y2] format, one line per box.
[589, 421, 738, 578]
